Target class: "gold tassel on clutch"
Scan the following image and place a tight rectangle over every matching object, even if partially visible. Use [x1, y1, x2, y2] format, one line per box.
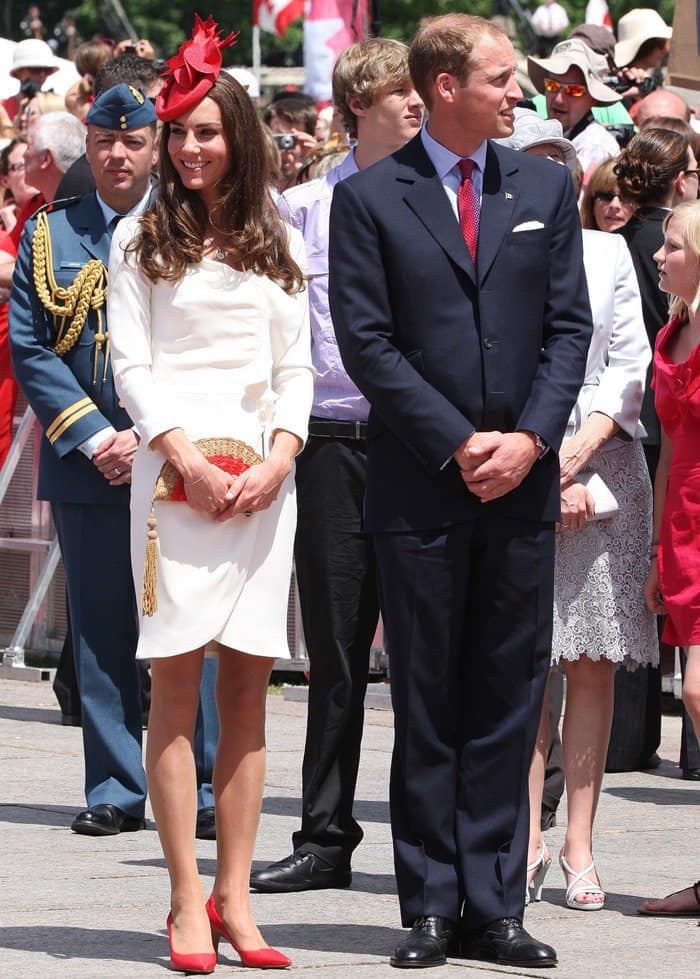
[141, 507, 159, 616]
[141, 437, 263, 617]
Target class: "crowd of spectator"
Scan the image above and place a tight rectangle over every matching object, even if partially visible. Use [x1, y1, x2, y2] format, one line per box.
[1, 4, 700, 965]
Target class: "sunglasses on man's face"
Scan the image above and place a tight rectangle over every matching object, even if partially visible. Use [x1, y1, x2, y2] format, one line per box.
[544, 77, 587, 98]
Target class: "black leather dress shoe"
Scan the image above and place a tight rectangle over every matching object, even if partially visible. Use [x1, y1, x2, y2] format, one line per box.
[195, 806, 216, 840]
[463, 918, 557, 968]
[682, 767, 700, 781]
[249, 851, 351, 892]
[71, 804, 146, 837]
[390, 916, 458, 969]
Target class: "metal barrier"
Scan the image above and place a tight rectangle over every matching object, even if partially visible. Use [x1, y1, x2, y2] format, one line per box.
[0, 399, 309, 680]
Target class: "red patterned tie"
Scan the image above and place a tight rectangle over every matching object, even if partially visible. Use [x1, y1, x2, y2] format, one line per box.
[457, 159, 479, 263]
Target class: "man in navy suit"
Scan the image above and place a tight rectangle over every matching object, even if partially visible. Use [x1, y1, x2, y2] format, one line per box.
[329, 14, 592, 969]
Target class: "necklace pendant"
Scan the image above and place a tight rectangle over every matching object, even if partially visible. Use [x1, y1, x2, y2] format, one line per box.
[216, 247, 226, 261]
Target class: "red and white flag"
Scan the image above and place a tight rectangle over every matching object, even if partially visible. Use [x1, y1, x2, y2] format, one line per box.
[584, 0, 614, 31]
[304, 0, 370, 102]
[253, 0, 304, 37]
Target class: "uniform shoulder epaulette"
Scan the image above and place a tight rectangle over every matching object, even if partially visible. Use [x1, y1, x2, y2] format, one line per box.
[35, 195, 81, 217]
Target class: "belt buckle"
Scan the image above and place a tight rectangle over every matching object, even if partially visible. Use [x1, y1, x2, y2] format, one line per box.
[355, 421, 361, 440]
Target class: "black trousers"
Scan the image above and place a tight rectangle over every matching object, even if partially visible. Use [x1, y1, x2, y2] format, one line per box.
[375, 513, 554, 933]
[291, 435, 380, 866]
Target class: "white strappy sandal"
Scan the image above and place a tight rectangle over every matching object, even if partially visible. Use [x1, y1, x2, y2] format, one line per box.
[525, 843, 552, 906]
[559, 851, 606, 911]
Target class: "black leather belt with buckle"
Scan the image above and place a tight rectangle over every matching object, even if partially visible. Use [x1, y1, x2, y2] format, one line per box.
[308, 417, 368, 440]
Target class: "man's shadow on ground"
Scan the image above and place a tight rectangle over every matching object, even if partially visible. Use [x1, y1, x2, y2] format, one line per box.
[0, 922, 406, 965]
[123, 856, 398, 896]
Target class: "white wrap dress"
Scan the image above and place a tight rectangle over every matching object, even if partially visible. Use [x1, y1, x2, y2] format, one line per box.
[107, 217, 313, 661]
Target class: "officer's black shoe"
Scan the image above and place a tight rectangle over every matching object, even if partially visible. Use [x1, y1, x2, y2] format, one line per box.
[71, 804, 146, 836]
[195, 806, 216, 840]
[463, 918, 557, 968]
[682, 767, 700, 780]
[249, 851, 351, 892]
[390, 916, 458, 968]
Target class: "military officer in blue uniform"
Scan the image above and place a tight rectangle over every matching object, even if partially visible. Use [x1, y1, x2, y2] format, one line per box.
[9, 85, 157, 835]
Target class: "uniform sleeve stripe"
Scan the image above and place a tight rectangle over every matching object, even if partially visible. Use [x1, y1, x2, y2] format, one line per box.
[47, 403, 98, 444]
[45, 397, 93, 440]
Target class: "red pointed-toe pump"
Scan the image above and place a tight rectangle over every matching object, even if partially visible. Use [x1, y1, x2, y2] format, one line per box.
[205, 895, 291, 969]
[167, 912, 217, 974]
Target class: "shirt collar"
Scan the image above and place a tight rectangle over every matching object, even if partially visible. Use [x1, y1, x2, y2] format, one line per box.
[421, 124, 488, 179]
[338, 148, 360, 179]
[96, 183, 153, 228]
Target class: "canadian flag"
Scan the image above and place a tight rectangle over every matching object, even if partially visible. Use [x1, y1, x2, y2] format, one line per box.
[253, 0, 304, 37]
[304, 0, 370, 101]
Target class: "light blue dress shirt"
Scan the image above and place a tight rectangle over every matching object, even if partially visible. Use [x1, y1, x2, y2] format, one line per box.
[420, 124, 487, 218]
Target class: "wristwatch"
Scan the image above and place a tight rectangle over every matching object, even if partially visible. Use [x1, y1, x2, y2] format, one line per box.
[533, 432, 548, 458]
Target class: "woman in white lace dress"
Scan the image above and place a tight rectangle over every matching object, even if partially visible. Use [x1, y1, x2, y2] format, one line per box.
[500, 115, 658, 913]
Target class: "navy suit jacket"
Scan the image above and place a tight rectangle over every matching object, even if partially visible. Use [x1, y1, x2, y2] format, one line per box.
[328, 135, 593, 531]
[9, 193, 132, 505]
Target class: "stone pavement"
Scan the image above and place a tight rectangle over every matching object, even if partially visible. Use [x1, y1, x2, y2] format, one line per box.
[0, 676, 698, 979]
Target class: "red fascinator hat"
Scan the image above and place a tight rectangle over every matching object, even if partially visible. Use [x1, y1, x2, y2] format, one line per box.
[155, 14, 237, 122]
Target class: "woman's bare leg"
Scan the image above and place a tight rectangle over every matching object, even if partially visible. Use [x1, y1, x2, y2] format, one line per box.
[212, 649, 275, 949]
[561, 656, 615, 905]
[527, 673, 551, 884]
[147, 649, 213, 954]
[639, 645, 700, 914]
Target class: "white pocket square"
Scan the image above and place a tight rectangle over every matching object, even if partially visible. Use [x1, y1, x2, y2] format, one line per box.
[512, 221, 545, 232]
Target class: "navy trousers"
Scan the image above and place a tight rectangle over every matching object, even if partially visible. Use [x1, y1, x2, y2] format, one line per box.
[52, 502, 146, 816]
[375, 512, 554, 934]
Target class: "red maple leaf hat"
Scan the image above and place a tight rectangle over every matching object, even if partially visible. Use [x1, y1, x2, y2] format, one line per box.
[155, 13, 237, 122]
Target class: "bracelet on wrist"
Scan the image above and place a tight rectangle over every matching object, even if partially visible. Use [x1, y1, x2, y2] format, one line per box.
[184, 469, 209, 488]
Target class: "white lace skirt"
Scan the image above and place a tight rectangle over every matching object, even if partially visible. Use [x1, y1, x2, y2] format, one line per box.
[552, 439, 659, 670]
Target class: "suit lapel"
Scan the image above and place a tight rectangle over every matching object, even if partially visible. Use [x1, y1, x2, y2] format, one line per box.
[74, 192, 112, 265]
[477, 143, 518, 286]
[397, 136, 475, 283]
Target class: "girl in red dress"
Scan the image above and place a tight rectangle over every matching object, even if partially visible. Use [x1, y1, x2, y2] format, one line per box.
[641, 200, 700, 916]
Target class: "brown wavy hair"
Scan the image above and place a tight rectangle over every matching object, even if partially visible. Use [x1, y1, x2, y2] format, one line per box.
[133, 71, 304, 294]
[614, 128, 691, 207]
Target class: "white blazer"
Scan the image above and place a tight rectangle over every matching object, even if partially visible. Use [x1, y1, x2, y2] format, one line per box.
[567, 229, 650, 444]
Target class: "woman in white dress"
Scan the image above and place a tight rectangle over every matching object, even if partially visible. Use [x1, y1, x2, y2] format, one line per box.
[499, 112, 657, 912]
[107, 18, 313, 973]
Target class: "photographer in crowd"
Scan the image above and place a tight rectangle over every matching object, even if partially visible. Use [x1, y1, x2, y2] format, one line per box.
[263, 94, 319, 191]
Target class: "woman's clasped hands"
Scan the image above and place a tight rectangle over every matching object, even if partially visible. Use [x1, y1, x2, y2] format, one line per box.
[182, 462, 234, 514]
[182, 460, 286, 520]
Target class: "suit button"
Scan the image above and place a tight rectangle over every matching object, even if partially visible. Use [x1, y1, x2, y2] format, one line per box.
[483, 337, 493, 349]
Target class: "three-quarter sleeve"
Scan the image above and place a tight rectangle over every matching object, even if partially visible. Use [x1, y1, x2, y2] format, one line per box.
[266, 228, 314, 447]
[589, 235, 650, 438]
[107, 218, 185, 446]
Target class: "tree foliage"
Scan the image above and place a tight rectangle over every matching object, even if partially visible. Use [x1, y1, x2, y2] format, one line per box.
[3, 0, 677, 65]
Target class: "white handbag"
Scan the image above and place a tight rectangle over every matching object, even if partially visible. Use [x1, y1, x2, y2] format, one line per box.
[574, 470, 619, 521]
